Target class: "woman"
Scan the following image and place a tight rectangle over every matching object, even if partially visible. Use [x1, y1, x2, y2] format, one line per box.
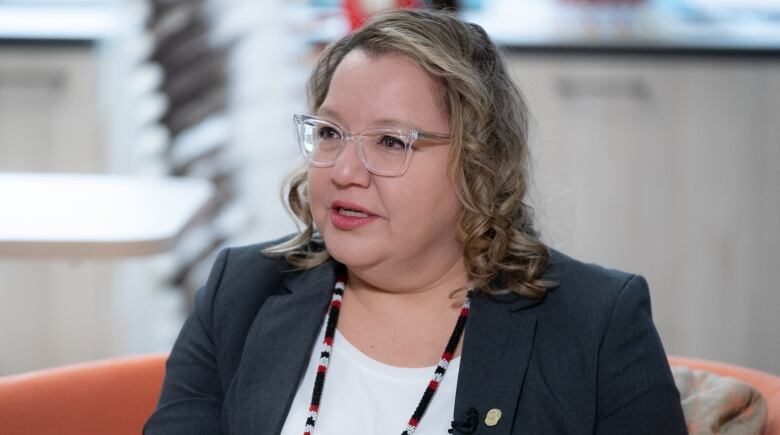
[145, 9, 686, 435]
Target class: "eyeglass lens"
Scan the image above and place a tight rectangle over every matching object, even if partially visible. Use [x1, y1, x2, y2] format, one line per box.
[299, 119, 409, 175]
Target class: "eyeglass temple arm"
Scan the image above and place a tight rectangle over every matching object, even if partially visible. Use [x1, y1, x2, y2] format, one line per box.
[417, 132, 451, 143]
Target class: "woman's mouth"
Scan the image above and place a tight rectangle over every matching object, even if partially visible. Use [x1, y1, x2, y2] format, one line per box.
[336, 207, 369, 218]
[330, 201, 377, 229]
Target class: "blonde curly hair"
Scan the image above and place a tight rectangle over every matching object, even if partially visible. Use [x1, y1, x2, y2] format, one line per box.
[265, 8, 551, 298]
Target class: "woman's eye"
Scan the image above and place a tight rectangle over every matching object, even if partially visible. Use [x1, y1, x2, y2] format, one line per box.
[318, 126, 341, 140]
[378, 135, 405, 150]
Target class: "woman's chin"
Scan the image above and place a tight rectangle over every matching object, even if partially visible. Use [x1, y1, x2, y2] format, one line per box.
[322, 233, 383, 269]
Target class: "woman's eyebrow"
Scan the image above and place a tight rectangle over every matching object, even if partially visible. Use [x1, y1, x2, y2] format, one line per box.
[317, 108, 425, 132]
[373, 118, 414, 128]
[316, 107, 344, 124]
[371, 117, 439, 133]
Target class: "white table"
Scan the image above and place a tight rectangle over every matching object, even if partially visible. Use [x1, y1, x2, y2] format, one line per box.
[0, 172, 214, 257]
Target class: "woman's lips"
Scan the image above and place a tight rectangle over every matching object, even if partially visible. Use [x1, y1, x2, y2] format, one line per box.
[329, 201, 378, 230]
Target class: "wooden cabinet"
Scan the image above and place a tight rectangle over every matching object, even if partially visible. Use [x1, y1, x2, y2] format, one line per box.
[507, 54, 780, 373]
[0, 44, 181, 375]
[0, 44, 105, 172]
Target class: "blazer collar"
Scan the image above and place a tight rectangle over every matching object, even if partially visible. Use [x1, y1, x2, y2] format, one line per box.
[452, 291, 538, 434]
[450, 249, 571, 433]
[226, 260, 336, 435]
[228, 257, 546, 435]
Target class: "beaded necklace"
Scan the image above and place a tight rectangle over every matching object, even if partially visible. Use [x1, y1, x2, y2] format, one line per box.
[302, 274, 472, 435]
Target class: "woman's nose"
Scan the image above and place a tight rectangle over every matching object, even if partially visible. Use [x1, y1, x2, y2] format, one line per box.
[330, 138, 371, 187]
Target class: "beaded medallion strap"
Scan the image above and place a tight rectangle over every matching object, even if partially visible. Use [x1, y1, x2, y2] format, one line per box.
[303, 273, 472, 435]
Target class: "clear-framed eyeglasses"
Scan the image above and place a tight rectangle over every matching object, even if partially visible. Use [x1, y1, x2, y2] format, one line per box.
[293, 114, 450, 177]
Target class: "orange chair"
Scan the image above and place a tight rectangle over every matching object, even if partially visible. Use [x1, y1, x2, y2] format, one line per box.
[670, 356, 780, 435]
[1, 353, 778, 434]
[0, 353, 166, 435]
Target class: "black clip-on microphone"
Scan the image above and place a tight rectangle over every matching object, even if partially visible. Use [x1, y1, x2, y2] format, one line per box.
[449, 407, 479, 434]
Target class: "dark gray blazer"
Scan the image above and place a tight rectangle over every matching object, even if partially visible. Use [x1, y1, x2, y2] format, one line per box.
[144, 239, 687, 434]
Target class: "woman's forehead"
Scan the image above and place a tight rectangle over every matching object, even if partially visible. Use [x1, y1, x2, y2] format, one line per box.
[321, 50, 449, 132]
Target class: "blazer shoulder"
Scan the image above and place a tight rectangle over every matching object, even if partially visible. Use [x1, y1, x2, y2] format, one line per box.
[219, 233, 328, 270]
[196, 234, 323, 336]
[208, 234, 323, 308]
[545, 248, 641, 296]
[219, 238, 290, 279]
[193, 235, 327, 378]
[539, 248, 650, 323]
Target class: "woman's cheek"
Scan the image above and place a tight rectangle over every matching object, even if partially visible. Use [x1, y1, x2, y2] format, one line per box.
[307, 170, 328, 228]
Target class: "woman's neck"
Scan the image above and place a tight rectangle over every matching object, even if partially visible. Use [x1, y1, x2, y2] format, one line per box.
[337, 257, 471, 367]
[343, 256, 470, 316]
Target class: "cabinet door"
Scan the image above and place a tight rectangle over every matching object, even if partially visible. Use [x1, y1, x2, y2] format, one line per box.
[0, 45, 104, 172]
[742, 63, 780, 372]
[0, 45, 112, 374]
[507, 54, 780, 373]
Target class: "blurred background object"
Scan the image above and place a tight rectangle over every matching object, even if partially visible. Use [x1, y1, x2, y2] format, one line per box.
[344, 0, 424, 30]
[0, 0, 778, 376]
[0, 172, 213, 258]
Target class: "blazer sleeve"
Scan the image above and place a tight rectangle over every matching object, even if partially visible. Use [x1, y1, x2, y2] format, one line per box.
[594, 274, 687, 434]
[144, 248, 230, 435]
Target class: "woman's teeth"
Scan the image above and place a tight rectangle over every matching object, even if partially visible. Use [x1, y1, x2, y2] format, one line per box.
[338, 208, 368, 217]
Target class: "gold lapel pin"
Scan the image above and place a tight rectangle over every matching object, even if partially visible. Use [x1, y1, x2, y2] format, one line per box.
[485, 408, 502, 426]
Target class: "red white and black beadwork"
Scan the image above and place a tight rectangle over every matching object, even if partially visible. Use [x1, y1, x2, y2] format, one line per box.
[303, 276, 344, 435]
[302, 272, 472, 435]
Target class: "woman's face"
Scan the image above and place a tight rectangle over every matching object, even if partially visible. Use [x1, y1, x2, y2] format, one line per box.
[307, 49, 463, 278]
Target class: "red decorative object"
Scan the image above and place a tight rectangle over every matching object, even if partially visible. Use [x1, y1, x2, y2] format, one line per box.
[344, 0, 424, 31]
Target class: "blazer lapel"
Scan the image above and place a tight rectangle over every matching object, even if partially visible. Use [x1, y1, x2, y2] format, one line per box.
[452, 292, 541, 435]
[227, 260, 337, 435]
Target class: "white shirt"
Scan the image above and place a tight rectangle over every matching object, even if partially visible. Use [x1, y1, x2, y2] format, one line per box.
[280, 321, 461, 435]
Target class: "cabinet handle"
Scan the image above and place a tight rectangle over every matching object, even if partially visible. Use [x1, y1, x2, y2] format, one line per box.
[0, 70, 65, 90]
[556, 76, 651, 101]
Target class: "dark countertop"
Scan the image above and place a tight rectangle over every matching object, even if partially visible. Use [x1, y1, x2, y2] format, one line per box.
[462, 1, 780, 58]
